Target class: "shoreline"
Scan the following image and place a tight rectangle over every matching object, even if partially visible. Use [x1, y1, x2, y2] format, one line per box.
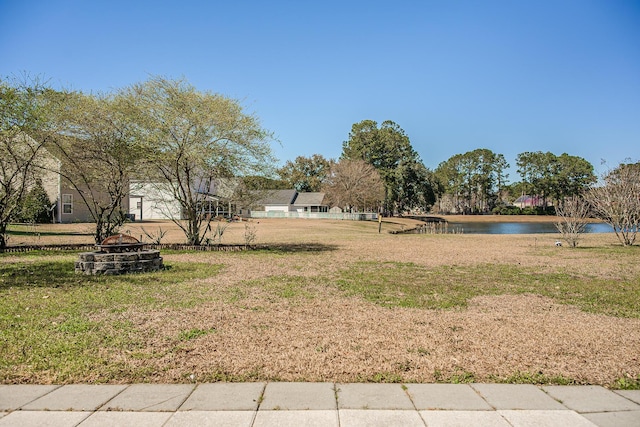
[426, 214, 604, 224]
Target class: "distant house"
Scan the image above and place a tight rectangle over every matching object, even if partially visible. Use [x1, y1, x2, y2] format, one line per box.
[259, 189, 298, 214]
[13, 135, 120, 223]
[247, 189, 381, 220]
[129, 181, 182, 220]
[128, 184, 376, 221]
[51, 167, 131, 224]
[514, 195, 547, 209]
[129, 178, 238, 221]
[292, 192, 328, 214]
[248, 189, 328, 216]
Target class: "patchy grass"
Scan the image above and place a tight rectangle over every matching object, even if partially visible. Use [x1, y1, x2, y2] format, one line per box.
[337, 260, 640, 318]
[1, 223, 639, 386]
[177, 327, 217, 341]
[614, 374, 640, 390]
[355, 372, 405, 383]
[0, 257, 222, 308]
[489, 371, 578, 386]
[433, 369, 476, 384]
[235, 275, 319, 301]
[0, 254, 222, 383]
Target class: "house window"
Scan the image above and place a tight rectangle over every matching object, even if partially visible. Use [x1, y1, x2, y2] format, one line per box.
[62, 194, 73, 214]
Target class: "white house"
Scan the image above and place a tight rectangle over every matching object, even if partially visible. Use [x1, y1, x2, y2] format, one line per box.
[291, 192, 328, 214]
[129, 181, 182, 220]
[129, 178, 238, 221]
[261, 189, 297, 213]
[248, 189, 334, 218]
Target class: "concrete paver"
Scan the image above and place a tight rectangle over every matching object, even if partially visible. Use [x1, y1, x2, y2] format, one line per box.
[405, 383, 493, 410]
[260, 382, 336, 410]
[254, 410, 338, 427]
[179, 382, 264, 411]
[79, 411, 173, 427]
[543, 385, 640, 413]
[165, 411, 255, 427]
[0, 384, 59, 411]
[337, 383, 414, 409]
[0, 383, 637, 426]
[419, 410, 512, 427]
[499, 410, 598, 427]
[471, 383, 566, 410]
[582, 411, 640, 427]
[615, 390, 640, 405]
[100, 384, 194, 411]
[339, 409, 426, 427]
[21, 384, 127, 411]
[0, 410, 91, 427]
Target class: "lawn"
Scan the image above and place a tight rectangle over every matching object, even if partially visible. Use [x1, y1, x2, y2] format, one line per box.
[1, 218, 639, 388]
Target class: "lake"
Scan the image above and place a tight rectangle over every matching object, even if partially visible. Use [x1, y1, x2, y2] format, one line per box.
[446, 221, 613, 234]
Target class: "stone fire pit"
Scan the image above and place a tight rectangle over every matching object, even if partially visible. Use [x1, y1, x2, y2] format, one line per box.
[75, 234, 163, 275]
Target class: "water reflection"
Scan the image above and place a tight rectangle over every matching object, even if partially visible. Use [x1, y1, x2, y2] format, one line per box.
[447, 222, 613, 235]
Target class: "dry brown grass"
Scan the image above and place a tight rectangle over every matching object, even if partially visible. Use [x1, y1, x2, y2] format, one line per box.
[4, 217, 640, 385]
[109, 293, 638, 385]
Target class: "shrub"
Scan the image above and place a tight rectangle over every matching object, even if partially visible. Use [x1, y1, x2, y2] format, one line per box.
[15, 179, 52, 223]
[492, 205, 522, 215]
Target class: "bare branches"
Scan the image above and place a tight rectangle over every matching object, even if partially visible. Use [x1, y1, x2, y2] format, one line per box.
[555, 196, 591, 248]
[322, 159, 385, 212]
[586, 163, 640, 246]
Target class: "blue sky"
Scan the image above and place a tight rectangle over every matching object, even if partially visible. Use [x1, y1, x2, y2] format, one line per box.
[1, 0, 639, 182]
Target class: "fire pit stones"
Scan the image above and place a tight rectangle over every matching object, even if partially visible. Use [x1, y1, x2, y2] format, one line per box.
[75, 234, 163, 275]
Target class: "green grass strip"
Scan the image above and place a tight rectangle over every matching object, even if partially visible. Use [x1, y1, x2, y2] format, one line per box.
[337, 261, 640, 318]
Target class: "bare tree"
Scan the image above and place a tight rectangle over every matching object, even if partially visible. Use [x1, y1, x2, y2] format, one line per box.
[555, 195, 591, 248]
[322, 159, 385, 212]
[586, 162, 640, 246]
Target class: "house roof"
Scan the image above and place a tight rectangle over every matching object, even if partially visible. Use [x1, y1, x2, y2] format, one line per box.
[514, 195, 539, 203]
[257, 189, 298, 205]
[293, 192, 325, 206]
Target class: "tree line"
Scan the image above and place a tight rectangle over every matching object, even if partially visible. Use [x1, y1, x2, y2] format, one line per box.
[2, 75, 638, 248]
[273, 122, 638, 247]
[274, 122, 600, 217]
[274, 120, 436, 215]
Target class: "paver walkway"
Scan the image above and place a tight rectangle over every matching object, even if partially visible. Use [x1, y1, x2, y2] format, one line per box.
[0, 383, 639, 426]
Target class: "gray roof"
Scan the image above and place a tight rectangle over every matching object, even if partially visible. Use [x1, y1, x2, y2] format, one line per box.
[258, 189, 298, 205]
[293, 192, 325, 206]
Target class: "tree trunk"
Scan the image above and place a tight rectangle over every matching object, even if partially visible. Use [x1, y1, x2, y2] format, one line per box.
[0, 223, 7, 250]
